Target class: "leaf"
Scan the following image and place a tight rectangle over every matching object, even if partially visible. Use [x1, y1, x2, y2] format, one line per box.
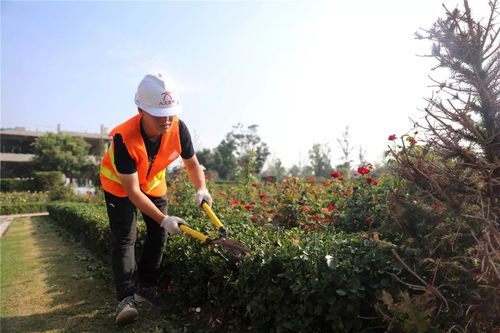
[336, 289, 347, 296]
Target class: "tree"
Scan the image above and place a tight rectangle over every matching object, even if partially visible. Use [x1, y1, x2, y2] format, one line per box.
[261, 157, 287, 181]
[228, 123, 270, 175]
[32, 133, 92, 181]
[386, 1, 499, 330]
[308, 143, 333, 178]
[335, 126, 354, 175]
[213, 138, 238, 180]
[197, 124, 269, 180]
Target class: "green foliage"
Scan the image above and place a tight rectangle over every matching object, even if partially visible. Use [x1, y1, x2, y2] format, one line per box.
[32, 171, 75, 201]
[47, 202, 111, 257]
[308, 143, 333, 178]
[1, 172, 66, 194]
[0, 191, 49, 215]
[48, 171, 405, 332]
[197, 124, 270, 180]
[261, 157, 287, 182]
[32, 132, 93, 180]
[33, 171, 64, 190]
[384, 1, 500, 330]
[162, 226, 401, 332]
[0, 178, 36, 192]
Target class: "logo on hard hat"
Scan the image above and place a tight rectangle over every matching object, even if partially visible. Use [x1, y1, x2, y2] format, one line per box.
[160, 91, 176, 106]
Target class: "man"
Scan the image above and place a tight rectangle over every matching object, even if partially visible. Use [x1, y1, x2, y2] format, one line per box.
[99, 73, 212, 325]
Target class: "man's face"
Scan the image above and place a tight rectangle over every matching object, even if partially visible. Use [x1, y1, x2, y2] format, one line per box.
[139, 109, 175, 137]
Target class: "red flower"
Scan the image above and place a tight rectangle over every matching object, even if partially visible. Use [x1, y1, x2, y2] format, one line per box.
[244, 204, 253, 209]
[229, 200, 239, 205]
[330, 171, 341, 178]
[357, 167, 370, 175]
[259, 193, 267, 198]
[266, 177, 274, 182]
[327, 204, 335, 211]
[365, 217, 373, 223]
[252, 183, 259, 187]
[365, 177, 373, 184]
[373, 181, 379, 185]
[388, 134, 397, 140]
[406, 137, 417, 144]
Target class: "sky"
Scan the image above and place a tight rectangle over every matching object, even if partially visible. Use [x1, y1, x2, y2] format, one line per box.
[1, 0, 494, 169]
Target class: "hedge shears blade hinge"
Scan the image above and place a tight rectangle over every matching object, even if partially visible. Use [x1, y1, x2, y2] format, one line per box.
[178, 201, 251, 259]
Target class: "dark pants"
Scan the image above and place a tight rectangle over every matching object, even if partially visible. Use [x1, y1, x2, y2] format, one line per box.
[104, 190, 168, 301]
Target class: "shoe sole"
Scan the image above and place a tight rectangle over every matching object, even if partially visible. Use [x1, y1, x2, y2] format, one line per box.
[134, 293, 153, 305]
[115, 307, 138, 325]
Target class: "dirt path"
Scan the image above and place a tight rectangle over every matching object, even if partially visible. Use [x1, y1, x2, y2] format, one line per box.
[0, 216, 183, 333]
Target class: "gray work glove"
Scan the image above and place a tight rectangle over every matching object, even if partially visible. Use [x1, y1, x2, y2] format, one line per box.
[195, 188, 213, 208]
[160, 216, 188, 235]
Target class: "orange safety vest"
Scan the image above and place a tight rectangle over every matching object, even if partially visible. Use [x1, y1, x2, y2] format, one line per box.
[100, 114, 181, 197]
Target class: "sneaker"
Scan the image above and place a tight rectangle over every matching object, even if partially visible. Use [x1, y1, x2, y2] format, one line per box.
[115, 295, 138, 325]
[134, 286, 168, 306]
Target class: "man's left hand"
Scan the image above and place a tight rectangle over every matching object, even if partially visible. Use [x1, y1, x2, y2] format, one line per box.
[196, 188, 212, 208]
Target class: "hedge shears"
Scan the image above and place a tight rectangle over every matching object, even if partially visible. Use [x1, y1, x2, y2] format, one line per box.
[179, 201, 251, 259]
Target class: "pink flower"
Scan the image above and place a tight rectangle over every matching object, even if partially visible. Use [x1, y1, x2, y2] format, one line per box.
[357, 167, 370, 175]
[388, 134, 397, 140]
[229, 200, 239, 205]
[267, 177, 274, 182]
[330, 171, 341, 178]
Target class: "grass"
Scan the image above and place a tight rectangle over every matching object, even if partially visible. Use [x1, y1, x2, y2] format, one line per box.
[0, 216, 188, 333]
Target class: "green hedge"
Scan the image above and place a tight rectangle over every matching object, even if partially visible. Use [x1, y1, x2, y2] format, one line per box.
[160, 222, 402, 332]
[0, 191, 50, 215]
[47, 201, 403, 332]
[47, 202, 111, 257]
[0, 202, 49, 215]
[33, 171, 65, 191]
[1, 171, 65, 192]
[0, 178, 36, 192]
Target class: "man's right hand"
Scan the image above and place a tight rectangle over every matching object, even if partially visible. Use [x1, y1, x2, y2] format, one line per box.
[161, 216, 188, 235]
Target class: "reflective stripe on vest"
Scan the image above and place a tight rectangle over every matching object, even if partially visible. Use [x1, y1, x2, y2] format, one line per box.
[100, 142, 122, 184]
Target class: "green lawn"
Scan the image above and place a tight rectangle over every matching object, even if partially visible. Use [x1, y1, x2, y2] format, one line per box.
[0, 216, 185, 333]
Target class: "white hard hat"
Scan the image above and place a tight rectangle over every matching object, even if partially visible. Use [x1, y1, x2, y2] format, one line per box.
[134, 73, 182, 117]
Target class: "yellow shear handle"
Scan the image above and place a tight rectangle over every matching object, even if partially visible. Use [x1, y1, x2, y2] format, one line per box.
[202, 202, 224, 229]
[179, 225, 208, 242]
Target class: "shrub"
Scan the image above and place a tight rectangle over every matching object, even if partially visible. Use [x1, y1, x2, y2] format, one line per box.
[47, 202, 111, 257]
[384, 1, 500, 330]
[0, 191, 49, 215]
[47, 196, 404, 332]
[33, 171, 65, 191]
[161, 224, 402, 332]
[0, 178, 36, 192]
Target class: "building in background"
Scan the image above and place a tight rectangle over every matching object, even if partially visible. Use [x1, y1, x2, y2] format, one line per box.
[0, 124, 111, 178]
